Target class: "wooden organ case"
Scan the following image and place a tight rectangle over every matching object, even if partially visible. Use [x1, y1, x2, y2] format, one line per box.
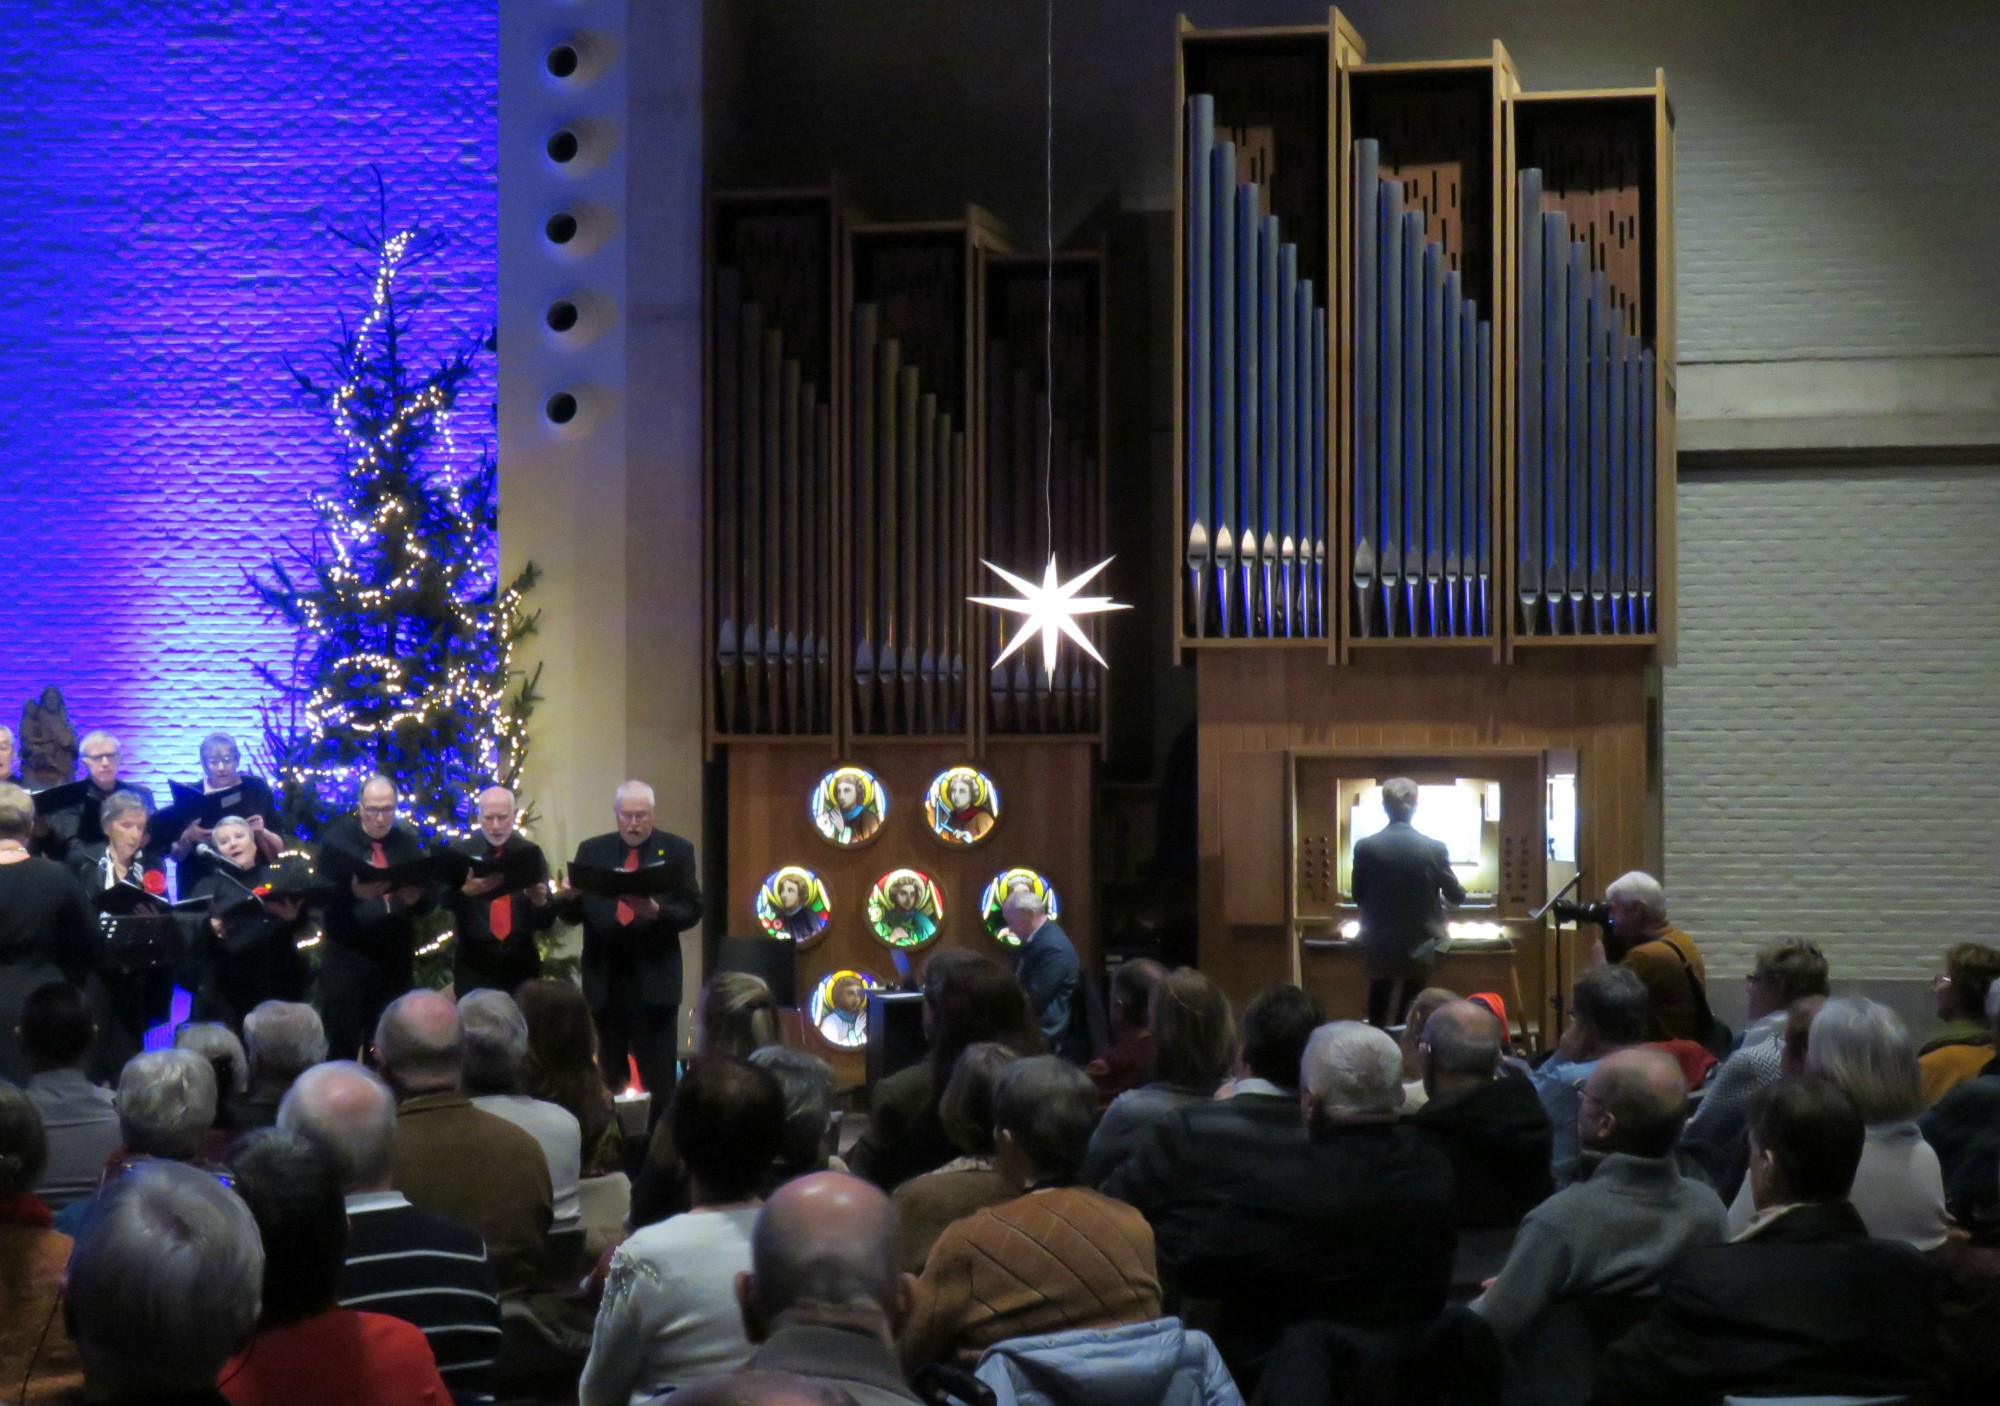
[1177, 12, 1675, 1045]
[704, 189, 1107, 1081]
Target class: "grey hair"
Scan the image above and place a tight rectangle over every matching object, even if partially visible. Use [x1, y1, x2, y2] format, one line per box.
[1422, 1001, 1502, 1078]
[279, 1061, 398, 1192]
[749, 1045, 838, 1168]
[1302, 1021, 1405, 1116]
[243, 1001, 328, 1084]
[1572, 963, 1650, 1045]
[211, 815, 254, 843]
[1806, 995, 1923, 1124]
[79, 730, 119, 755]
[116, 1049, 218, 1161]
[199, 733, 239, 763]
[1000, 887, 1046, 918]
[1605, 870, 1668, 923]
[174, 1022, 249, 1097]
[1381, 777, 1419, 817]
[0, 724, 13, 746]
[992, 1055, 1098, 1179]
[615, 779, 656, 809]
[67, 1160, 262, 1393]
[1987, 979, 2000, 1028]
[99, 788, 150, 831]
[458, 989, 531, 1095]
[0, 781, 32, 839]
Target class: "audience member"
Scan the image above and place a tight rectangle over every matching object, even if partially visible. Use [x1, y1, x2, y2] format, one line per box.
[890, 1041, 1018, 1273]
[1532, 965, 1649, 1184]
[460, 988, 583, 1233]
[1406, 999, 1553, 1230]
[174, 1021, 249, 1130]
[218, 1129, 451, 1406]
[1161, 1022, 1455, 1388]
[1598, 871, 1715, 1047]
[1104, 985, 1319, 1290]
[1396, 986, 1458, 1113]
[1081, 966, 1236, 1185]
[1680, 939, 1829, 1196]
[1085, 957, 1164, 1107]
[1593, 1077, 1945, 1405]
[1004, 888, 1083, 1060]
[1921, 979, 2000, 1228]
[374, 990, 554, 1294]
[0, 783, 94, 1084]
[901, 1056, 1161, 1368]
[238, 1000, 327, 1131]
[280, 1061, 502, 1400]
[736, 1171, 922, 1405]
[0, 1084, 82, 1400]
[749, 1045, 841, 1187]
[849, 952, 1040, 1191]
[517, 975, 625, 1176]
[62, 1158, 262, 1405]
[581, 1059, 785, 1405]
[1724, 995, 1948, 1248]
[1922, 941, 2000, 1105]
[657, 1371, 861, 1406]
[114, 1046, 221, 1166]
[16, 980, 120, 1207]
[1472, 1050, 1725, 1405]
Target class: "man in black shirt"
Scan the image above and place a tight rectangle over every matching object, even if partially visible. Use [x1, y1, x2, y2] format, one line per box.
[557, 779, 702, 1104]
[40, 730, 158, 864]
[316, 777, 436, 1061]
[445, 785, 553, 997]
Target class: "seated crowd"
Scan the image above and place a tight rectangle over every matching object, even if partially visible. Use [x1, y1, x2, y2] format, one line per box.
[8, 931, 2000, 1406]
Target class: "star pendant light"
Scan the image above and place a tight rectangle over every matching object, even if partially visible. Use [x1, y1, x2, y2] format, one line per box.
[971, 554, 1131, 679]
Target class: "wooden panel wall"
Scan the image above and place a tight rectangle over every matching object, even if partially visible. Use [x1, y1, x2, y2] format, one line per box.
[725, 739, 1096, 1084]
[1196, 646, 1658, 1024]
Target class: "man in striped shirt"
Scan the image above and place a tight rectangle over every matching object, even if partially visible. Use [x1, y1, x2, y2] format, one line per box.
[280, 1060, 503, 1400]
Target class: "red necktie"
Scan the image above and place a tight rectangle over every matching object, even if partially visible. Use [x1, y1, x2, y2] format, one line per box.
[370, 841, 388, 868]
[616, 846, 639, 926]
[486, 852, 512, 940]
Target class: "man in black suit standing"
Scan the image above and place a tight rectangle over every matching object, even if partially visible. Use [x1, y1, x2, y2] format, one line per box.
[41, 731, 157, 863]
[1352, 777, 1465, 1029]
[557, 780, 702, 1104]
[317, 776, 436, 1060]
[1592, 1077, 1945, 1406]
[1004, 887, 1083, 1061]
[446, 785, 553, 998]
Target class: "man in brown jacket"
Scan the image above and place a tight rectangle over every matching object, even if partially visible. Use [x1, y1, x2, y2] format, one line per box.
[1603, 871, 1713, 1046]
[375, 989, 553, 1295]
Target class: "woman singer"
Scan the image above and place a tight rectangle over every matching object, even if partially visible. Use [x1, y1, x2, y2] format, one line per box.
[187, 816, 308, 1027]
[67, 788, 175, 1073]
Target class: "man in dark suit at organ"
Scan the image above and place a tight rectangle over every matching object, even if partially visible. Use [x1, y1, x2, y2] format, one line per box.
[318, 776, 436, 1060]
[557, 780, 702, 1105]
[1352, 777, 1465, 1029]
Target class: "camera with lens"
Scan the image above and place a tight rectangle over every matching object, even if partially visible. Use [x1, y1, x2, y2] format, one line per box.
[1549, 899, 1611, 928]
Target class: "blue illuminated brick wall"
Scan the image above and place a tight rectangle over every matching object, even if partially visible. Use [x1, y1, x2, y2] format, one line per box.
[0, 1, 496, 794]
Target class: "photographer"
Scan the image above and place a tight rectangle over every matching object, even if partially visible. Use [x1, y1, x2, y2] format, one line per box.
[1559, 871, 1718, 1051]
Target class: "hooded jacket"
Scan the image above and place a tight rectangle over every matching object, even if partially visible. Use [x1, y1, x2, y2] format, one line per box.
[974, 1317, 1242, 1406]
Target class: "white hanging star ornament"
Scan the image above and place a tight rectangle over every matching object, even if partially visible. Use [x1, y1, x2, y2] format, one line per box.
[971, 554, 1131, 678]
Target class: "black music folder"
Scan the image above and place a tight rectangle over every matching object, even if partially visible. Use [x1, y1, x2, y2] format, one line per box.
[566, 858, 689, 899]
[154, 780, 256, 839]
[435, 844, 550, 895]
[317, 845, 443, 890]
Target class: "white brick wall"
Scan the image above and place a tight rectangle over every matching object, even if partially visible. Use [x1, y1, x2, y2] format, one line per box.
[1665, 466, 2000, 982]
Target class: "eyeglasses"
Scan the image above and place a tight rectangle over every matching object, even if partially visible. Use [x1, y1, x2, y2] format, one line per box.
[82, 750, 119, 763]
[359, 805, 397, 818]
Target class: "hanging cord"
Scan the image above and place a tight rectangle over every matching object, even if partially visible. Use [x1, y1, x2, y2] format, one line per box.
[1043, 0, 1056, 560]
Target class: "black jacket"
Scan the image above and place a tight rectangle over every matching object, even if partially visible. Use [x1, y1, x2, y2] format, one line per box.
[1169, 1118, 1457, 1385]
[1103, 1089, 1309, 1290]
[557, 830, 702, 1009]
[41, 779, 159, 864]
[445, 834, 554, 994]
[166, 773, 278, 890]
[1921, 1059, 2000, 1228]
[1591, 1199, 1946, 1406]
[1406, 1072, 1555, 1230]
[315, 814, 437, 969]
[1351, 820, 1465, 966]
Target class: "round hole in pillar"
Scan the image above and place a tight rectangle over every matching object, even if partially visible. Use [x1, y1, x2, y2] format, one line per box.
[545, 42, 580, 78]
[545, 211, 579, 245]
[545, 300, 580, 334]
[545, 128, 581, 164]
[544, 391, 579, 426]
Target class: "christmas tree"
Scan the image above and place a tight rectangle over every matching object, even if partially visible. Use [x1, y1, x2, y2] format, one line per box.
[253, 185, 540, 848]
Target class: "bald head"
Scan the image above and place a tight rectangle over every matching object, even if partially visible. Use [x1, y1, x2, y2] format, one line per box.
[374, 990, 462, 1096]
[475, 786, 517, 847]
[278, 1061, 398, 1191]
[742, 1172, 904, 1340]
[1422, 1000, 1503, 1088]
[358, 776, 398, 839]
[1581, 1047, 1689, 1159]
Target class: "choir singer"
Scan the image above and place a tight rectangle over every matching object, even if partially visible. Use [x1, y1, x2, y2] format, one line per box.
[316, 776, 437, 1060]
[557, 780, 701, 1105]
[446, 786, 553, 998]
